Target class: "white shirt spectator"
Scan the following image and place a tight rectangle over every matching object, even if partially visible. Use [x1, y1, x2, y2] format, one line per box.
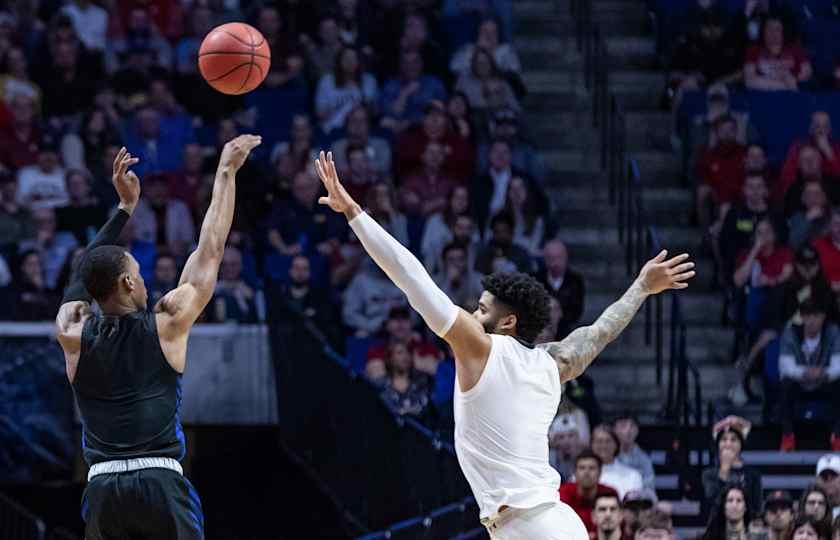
[129, 198, 196, 257]
[450, 43, 521, 76]
[315, 73, 378, 133]
[599, 461, 644, 500]
[16, 165, 68, 209]
[62, 1, 108, 51]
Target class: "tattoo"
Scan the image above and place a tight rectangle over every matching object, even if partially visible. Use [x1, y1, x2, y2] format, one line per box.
[537, 280, 649, 382]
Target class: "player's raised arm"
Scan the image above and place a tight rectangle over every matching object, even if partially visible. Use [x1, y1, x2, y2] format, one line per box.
[314, 151, 491, 377]
[155, 135, 261, 336]
[538, 250, 695, 383]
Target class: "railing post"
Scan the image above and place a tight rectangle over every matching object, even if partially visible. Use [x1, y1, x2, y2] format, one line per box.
[655, 293, 663, 385]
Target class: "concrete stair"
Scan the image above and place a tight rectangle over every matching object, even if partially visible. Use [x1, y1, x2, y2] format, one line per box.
[514, 0, 730, 422]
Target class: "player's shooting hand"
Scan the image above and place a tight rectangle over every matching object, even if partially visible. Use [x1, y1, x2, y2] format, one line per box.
[221, 134, 262, 172]
[637, 250, 696, 294]
[112, 147, 140, 214]
[315, 150, 361, 218]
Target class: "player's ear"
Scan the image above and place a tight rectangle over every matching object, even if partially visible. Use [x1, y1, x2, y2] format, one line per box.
[499, 312, 517, 333]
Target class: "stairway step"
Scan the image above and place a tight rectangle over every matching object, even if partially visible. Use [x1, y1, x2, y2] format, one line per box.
[583, 291, 721, 324]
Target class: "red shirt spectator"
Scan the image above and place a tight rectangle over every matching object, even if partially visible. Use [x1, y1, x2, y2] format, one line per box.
[778, 112, 840, 199]
[696, 116, 747, 205]
[0, 95, 41, 172]
[744, 17, 812, 90]
[559, 450, 619, 534]
[814, 221, 840, 285]
[401, 141, 460, 217]
[396, 101, 475, 182]
[365, 306, 443, 380]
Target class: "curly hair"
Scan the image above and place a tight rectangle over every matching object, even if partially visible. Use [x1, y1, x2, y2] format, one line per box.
[480, 272, 551, 343]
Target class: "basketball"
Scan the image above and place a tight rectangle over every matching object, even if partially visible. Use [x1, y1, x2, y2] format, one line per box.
[198, 23, 271, 95]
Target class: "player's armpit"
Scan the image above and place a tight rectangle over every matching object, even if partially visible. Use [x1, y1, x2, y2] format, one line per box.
[443, 309, 492, 392]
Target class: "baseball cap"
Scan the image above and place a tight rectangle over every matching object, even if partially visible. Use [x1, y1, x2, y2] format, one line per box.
[624, 488, 658, 508]
[763, 490, 793, 512]
[816, 454, 840, 477]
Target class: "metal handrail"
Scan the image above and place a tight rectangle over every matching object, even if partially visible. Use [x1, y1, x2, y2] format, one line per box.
[0, 492, 46, 540]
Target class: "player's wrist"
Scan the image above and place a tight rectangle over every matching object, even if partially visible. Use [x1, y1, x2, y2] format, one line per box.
[118, 201, 136, 215]
[344, 203, 363, 221]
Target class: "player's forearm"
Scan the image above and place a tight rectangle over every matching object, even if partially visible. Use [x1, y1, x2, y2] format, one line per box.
[539, 279, 648, 381]
[197, 166, 236, 258]
[348, 211, 458, 337]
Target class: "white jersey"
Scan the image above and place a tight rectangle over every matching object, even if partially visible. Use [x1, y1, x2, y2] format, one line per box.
[454, 334, 562, 519]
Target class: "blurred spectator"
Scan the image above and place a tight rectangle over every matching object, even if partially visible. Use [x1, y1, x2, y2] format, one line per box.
[396, 100, 475, 182]
[421, 185, 474, 273]
[343, 258, 408, 338]
[433, 242, 483, 311]
[778, 300, 840, 452]
[450, 17, 521, 81]
[207, 246, 258, 323]
[702, 417, 763, 514]
[0, 173, 34, 245]
[270, 114, 318, 177]
[635, 507, 674, 540]
[497, 174, 545, 256]
[331, 105, 392, 178]
[800, 486, 833, 531]
[0, 47, 42, 107]
[380, 49, 447, 132]
[302, 14, 343, 81]
[255, 5, 304, 88]
[815, 211, 840, 290]
[763, 490, 794, 540]
[10, 250, 59, 321]
[695, 115, 747, 229]
[471, 139, 546, 233]
[0, 94, 40, 173]
[474, 211, 534, 274]
[264, 169, 345, 279]
[614, 413, 655, 493]
[667, 10, 742, 107]
[559, 450, 619, 534]
[148, 252, 178, 308]
[592, 492, 623, 540]
[538, 240, 585, 339]
[701, 485, 751, 540]
[270, 254, 343, 350]
[591, 424, 643, 500]
[16, 134, 67, 210]
[168, 143, 205, 218]
[454, 47, 518, 112]
[130, 173, 195, 260]
[778, 113, 840, 205]
[378, 342, 433, 418]
[783, 246, 834, 327]
[55, 169, 107, 245]
[536, 296, 563, 344]
[90, 144, 121, 210]
[786, 516, 832, 540]
[335, 0, 370, 49]
[315, 46, 378, 134]
[688, 86, 756, 178]
[19, 207, 77, 289]
[387, 12, 448, 82]
[718, 174, 775, 283]
[148, 77, 196, 148]
[477, 107, 547, 185]
[724, 0, 787, 61]
[815, 455, 840, 519]
[61, 0, 108, 52]
[788, 182, 830, 251]
[447, 92, 474, 141]
[400, 141, 458, 218]
[123, 107, 188, 178]
[623, 490, 657, 540]
[364, 305, 442, 382]
[744, 17, 812, 91]
[78, 107, 119, 173]
[366, 181, 409, 246]
[105, 6, 172, 74]
[173, 4, 215, 76]
[548, 407, 590, 480]
[779, 146, 834, 217]
[336, 144, 380, 204]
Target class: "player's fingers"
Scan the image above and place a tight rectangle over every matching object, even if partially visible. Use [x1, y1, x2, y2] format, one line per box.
[318, 196, 330, 206]
[113, 147, 125, 171]
[672, 270, 695, 282]
[327, 151, 337, 179]
[665, 253, 690, 267]
[314, 159, 327, 182]
[669, 262, 694, 275]
[125, 157, 139, 167]
[652, 249, 667, 263]
[671, 281, 689, 289]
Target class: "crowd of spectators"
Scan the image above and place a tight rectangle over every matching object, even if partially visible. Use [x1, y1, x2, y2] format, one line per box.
[0, 0, 596, 425]
[655, 0, 840, 451]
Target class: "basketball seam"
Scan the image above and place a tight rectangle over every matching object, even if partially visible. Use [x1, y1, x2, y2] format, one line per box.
[199, 51, 271, 59]
[220, 29, 254, 47]
[206, 61, 251, 82]
[235, 26, 256, 93]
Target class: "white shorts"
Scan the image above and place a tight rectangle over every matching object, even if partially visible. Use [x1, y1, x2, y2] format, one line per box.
[484, 501, 589, 540]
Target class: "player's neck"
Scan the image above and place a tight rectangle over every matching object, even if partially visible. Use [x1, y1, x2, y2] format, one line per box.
[99, 298, 140, 317]
[577, 483, 597, 499]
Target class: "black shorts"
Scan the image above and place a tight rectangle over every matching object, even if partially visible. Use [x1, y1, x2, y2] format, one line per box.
[82, 468, 204, 540]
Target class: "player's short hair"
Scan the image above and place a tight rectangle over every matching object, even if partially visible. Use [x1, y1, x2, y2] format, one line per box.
[79, 245, 128, 302]
[594, 492, 621, 509]
[481, 272, 551, 343]
[575, 449, 603, 470]
[636, 509, 672, 534]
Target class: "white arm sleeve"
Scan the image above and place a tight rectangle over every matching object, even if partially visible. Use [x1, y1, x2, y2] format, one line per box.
[349, 211, 459, 337]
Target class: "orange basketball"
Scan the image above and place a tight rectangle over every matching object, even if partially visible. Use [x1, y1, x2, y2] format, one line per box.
[198, 23, 271, 95]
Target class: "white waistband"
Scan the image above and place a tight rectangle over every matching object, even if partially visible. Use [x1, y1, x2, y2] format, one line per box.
[88, 457, 183, 482]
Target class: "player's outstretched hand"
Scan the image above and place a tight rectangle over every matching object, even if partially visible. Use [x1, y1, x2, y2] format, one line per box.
[314, 150, 358, 215]
[112, 147, 140, 213]
[637, 250, 695, 294]
[220, 134, 262, 172]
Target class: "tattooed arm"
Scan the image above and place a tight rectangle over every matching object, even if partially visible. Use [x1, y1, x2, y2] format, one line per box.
[538, 250, 695, 383]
